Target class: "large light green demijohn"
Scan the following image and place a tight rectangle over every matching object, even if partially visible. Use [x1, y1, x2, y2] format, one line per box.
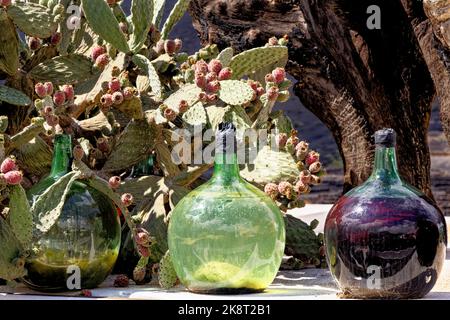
[23, 134, 121, 292]
[168, 123, 285, 293]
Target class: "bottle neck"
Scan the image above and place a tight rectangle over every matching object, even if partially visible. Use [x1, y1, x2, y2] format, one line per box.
[132, 155, 154, 177]
[369, 145, 401, 184]
[212, 152, 241, 184]
[49, 135, 72, 177]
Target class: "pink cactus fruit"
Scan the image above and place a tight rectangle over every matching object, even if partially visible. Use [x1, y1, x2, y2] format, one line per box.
[272, 67, 286, 83]
[163, 108, 178, 122]
[1, 157, 17, 174]
[218, 67, 232, 81]
[91, 45, 106, 61]
[208, 59, 222, 74]
[109, 78, 121, 93]
[267, 86, 279, 101]
[174, 38, 183, 52]
[4, 170, 23, 185]
[121, 193, 134, 207]
[264, 183, 279, 200]
[112, 91, 124, 105]
[62, 85, 74, 101]
[100, 94, 113, 107]
[44, 82, 54, 96]
[95, 53, 110, 69]
[123, 87, 135, 100]
[53, 91, 66, 106]
[195, 60, 209, 74]
[108, 176, 121, 189]
[178, 100, 189, 113]
[305, 151, 320, 166]
[34, 83, 47, 98]
[277, 181, 293, 198]
[276, 133, 288, 149]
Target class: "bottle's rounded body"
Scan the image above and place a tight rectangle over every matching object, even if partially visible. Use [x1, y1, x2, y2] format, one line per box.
[168, 179, 286, 294]
[325, 178, 447, 299]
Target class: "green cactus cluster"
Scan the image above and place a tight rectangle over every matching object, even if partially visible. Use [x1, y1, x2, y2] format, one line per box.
[0, 0, 325, 290]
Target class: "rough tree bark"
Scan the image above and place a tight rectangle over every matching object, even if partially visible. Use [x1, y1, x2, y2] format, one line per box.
[189, 0, 440, 198]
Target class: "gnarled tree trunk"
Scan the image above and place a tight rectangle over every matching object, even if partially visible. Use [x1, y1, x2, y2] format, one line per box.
[189, 0, 441, 198]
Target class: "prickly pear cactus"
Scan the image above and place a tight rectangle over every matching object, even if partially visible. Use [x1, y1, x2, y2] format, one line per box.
[158, 251, 178, 289]
[0, 1, 326, 286]
[284, 214, 322, 266]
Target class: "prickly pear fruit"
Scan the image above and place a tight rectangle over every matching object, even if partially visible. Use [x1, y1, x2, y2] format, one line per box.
[1, 157, 16, 174]
[101, 94, 113, 107]
[218, 67, 232, 81]
[95, 53, 110, 69]
[109, 78, 121, 93]
[121, 193, 134, 207]
[112, 91, 124, 105]
[305, 151, 320, 166]
[35, 83, 47, 98]
[264, 182, 279, 200]
[61, 85, 74, 101]
[208, 59, 222, 74]
[272, 67, 286, 83]
[91, 46, 106, 61]
[4, 171, 23, 185]
[53, 91, 66, 106]
[44, 82, 54, 96]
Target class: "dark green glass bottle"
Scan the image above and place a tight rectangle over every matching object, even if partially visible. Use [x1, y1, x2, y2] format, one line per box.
[23, 134, 121, 292]
[325, 128, 447, 298]
[130, 153, 155, 178]
[168, 123, 285, 293]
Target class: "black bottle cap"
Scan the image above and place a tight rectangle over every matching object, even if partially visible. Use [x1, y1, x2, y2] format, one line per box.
[374, 128, 396, 147]
[216, 122, 237, 154]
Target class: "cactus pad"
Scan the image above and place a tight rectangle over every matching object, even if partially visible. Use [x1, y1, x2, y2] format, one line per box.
[158, 250, 178, 288]
[0, 218, 26, 281]
[129, 0, 154, 52]
[115, 96, 144, 120]
[240, 146, 300, 186]
[207, 105, 251, 135]
[270, 110, 293, 134]
[103, 119, 156, 172]
[81, 0, 130, 53]
[153, 0, 166, 28]
[164, 84, 202, 110]
[138, 193, 169, 262]
[0, 11, 19, 76]
[31, 171, 81, 238]
[284, 214, 321, 263]
[30, 54, 95, 85]
[117, 175, 162, 205]
[160, 0, 191, 39]
[132, 54, 162, 98]
[7, 2, 58, 38]
[217, 47, 234, 67]
[7, 185, 32, 248]
[182, 102, 207, 128]
[229, 46, 288, 79]
[0, 85, 31, 106]
[218, 80, 254, 106]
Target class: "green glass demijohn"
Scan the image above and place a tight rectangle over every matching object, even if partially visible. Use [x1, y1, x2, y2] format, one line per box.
[23, 134, 121, 292]
[168, 123, 286, 293]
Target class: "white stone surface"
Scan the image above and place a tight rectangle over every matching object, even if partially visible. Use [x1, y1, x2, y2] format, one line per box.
[1, 205, 450, 300]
